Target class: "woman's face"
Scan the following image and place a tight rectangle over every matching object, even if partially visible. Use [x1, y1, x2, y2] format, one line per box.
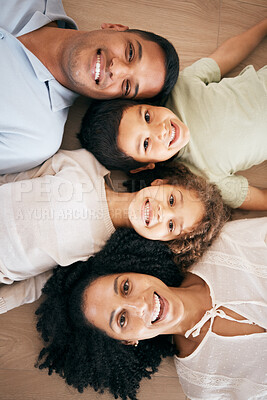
[128, 182, 205, 241]
[83, 273, 184, 342]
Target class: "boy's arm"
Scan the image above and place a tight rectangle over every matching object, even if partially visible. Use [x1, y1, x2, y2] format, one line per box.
[239, 185, 267, 211]
[209, 18, 267, 77]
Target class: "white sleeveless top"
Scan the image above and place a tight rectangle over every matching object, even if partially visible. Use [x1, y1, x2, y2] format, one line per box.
[174, 218, 267, 400]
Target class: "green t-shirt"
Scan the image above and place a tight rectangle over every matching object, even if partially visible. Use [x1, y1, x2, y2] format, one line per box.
[166, 58, 267, 208]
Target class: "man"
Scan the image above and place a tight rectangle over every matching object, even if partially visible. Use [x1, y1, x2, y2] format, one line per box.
[0, 0, 179, 174]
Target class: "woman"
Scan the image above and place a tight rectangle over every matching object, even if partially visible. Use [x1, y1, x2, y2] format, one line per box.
[36, 217, 267, 400]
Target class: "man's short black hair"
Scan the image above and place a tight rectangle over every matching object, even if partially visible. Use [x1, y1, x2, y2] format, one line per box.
[78, 99, 147, 172]
[128, 29, 179, 103]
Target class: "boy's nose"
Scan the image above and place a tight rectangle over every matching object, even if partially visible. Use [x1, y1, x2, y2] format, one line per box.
[155, 123, 168, 143]
[109, 57, 129, 79]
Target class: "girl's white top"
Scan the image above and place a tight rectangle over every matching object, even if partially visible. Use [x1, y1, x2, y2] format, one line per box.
[174, 217, 267, 400]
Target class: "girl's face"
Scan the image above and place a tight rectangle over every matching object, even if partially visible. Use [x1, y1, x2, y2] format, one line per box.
[128, 181, 204, 241]
[117, 105, 190, 163]
[83, 273, 184, 341]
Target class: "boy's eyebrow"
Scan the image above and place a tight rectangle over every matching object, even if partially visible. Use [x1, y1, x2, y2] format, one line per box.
[130, 42, 142, 99]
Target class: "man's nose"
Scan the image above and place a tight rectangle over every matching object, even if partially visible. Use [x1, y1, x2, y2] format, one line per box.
[109, 57, 129, 79]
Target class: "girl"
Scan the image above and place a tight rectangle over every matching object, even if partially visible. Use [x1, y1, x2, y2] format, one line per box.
[0, 150, 227, 313]
[36, 217, 267, 400]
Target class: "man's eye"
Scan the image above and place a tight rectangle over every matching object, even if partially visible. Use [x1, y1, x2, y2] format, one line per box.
[144, 111, 150, 123]
[169, 219, 174, 232]
[144, 139, 149, 151]
[119, 312, 126, 328]
[128, 43, 134, 62]
[123, 280, 129, 295]
[169, 194, 174, 206]
[124, 80, 130, 96]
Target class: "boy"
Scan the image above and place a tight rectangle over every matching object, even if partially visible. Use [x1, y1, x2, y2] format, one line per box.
[79, 19, 267, 210]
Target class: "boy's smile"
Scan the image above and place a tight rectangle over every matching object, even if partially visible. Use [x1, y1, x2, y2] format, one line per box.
[117, 105, 190, 162]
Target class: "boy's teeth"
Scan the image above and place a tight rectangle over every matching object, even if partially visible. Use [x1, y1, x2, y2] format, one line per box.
[144, 200, 150, 225]
[95, 54, 101, 81]
[169, 126, 176, 146]
[151, 293, 161, 323]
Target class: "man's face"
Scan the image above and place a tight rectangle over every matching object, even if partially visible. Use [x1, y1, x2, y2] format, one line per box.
[62, 27, 166, 99]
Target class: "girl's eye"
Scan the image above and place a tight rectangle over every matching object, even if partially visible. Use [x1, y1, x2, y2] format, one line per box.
[119, 312, 126, 328]
[144, 111, 150, 123]
[124, 80, 130, 96]
[123, 280, 129, 295]
[169, 194, 174, 206]
[144, 138, 149, 151]
[128, 43, 134, 62]
[169, 219, 174, 232]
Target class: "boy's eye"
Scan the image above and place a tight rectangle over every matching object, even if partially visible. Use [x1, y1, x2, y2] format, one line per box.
[119, 312, 126, 328]
[169, 194, 174, 206]
[128, 43, 134, 62]
[143, 138, 149, 151]
[124, 80, 131, 96]
[169, 219, 174, 232]
[144, 111, 150, 123]
[123, 279, 129, 295]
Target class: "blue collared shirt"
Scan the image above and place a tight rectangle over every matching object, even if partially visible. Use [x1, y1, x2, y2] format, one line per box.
[0, 0, 79, 173]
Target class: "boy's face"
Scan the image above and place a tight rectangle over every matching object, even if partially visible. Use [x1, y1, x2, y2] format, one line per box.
[128, 182, 204, 241]
[118, 105, 190, 163]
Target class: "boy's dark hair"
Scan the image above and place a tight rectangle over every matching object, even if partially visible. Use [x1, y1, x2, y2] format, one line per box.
[36, 228, 183, 400]
[78, 99, 146, 172]
[127, 29, 179, 103]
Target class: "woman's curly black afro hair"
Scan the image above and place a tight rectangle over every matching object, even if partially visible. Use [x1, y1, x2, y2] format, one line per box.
[36, 228, 185, 400]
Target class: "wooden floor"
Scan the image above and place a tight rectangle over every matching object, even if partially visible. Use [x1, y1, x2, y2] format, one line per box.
[0, 1, 266, 400]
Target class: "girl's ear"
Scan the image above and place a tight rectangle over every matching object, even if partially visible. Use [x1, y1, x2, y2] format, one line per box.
[101, 23, 129, 31]
[151, 178, 168, 186]
[130, 163, 155, 174]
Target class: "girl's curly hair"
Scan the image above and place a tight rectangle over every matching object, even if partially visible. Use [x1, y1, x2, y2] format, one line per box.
[124, 162, 230, 271]
[36, 228, 184, 400]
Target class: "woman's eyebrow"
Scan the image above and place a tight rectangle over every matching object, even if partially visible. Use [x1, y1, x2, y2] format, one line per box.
[109, 275, 120, 330]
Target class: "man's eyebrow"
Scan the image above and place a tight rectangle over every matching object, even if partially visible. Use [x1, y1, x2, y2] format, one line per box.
[109, 275, 120, 330]
[130, 41, 142, 99]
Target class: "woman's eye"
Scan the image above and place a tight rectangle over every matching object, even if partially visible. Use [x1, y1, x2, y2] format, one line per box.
[119, 312, 126, 328]
[124, 80, 130, 96]
[169, 194, 174, 206]
[123, 280, 129, 295]
[128, 43, 134, 62]
[144, 111, 150, 123]
[169, 219, 174, 232]
[144, 139, 149, 151]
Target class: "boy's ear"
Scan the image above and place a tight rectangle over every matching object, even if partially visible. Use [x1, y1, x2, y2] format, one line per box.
[130, 163, 155, 174]
[151, 178, 168, 186]
[101, 23, 129, 31]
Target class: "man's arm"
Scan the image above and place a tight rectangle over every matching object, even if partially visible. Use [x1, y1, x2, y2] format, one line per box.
[0, 271, 52, 314]
[239, 185, 267, 211]
[209, 18, 267, 77]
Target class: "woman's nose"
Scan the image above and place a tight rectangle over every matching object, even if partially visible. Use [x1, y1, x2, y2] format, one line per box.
[126, 298, 147, 318]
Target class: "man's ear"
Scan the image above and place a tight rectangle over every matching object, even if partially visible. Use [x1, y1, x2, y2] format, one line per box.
[130, 163, 155, 174]
[121, 340, 139, 347]
[151, 178, 168, 186]
[101, 23, 129, 31]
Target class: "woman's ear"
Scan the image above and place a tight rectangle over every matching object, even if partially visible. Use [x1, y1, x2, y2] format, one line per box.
[101, 23, 129, 31]
[121, 340, 139, 347]
[130, 163, 155, 174]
